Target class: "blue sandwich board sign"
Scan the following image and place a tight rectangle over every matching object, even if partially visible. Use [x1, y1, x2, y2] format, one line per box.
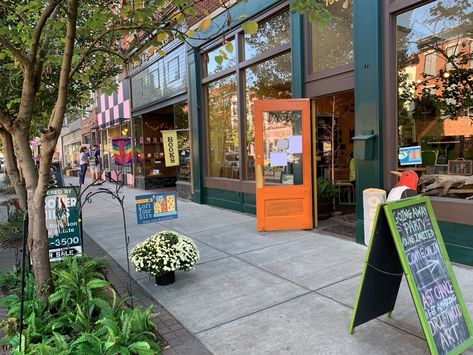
[135, 192, 178, 224]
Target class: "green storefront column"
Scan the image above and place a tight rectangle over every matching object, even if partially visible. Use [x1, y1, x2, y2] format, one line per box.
[290, 9, 304, 99]
[353, 1, 384, 244]
[187, 47, 203, 204]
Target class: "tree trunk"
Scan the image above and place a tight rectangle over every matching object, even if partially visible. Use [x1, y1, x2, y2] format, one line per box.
[0, 129, 27, 209]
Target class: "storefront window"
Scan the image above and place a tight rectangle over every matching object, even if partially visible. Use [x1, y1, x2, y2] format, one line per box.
[245, 52, 292, 180]
[133, 117, 144, 177]
[174, 102, 191, 182]
[396, 0, 473, 199]
[244, 11, 290, 61]
[207, 75, 239, 179]
[311, 0, 353, 73]
[203, 39, 236, 77]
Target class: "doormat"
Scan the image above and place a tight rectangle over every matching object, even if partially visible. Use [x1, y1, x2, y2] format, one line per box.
[319, 223, 356, 240]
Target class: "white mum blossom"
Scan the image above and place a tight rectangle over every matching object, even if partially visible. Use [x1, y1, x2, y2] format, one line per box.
[130, 230, 200, 276]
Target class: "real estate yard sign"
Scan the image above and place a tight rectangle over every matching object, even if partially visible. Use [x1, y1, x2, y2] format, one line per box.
[135, 192, 178, 224]
[45, 187, 82, 261]
[350, 196, 473, 355]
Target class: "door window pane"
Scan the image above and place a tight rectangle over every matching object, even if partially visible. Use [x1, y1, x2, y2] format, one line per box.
[203, 39, 236, 77]
[244, 11, 290, 61]
[311, 0, 353, 73]
[207, 75, 239, 179]
[396, 1, 473, 200]
[262, 111, 303, 186]
[245, 52, 292, 180]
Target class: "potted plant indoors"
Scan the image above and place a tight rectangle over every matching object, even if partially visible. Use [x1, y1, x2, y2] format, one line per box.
[130, 230, 199, 285]
[317, 177, 338, 220]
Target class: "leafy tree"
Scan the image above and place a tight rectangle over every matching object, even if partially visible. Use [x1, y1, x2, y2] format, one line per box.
[0, 0, 331, 301]
[0, 0, 260, 301]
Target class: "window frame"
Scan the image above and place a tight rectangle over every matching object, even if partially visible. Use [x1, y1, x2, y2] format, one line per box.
[200, 4, 291, 190]
[383, 0, 473, 223]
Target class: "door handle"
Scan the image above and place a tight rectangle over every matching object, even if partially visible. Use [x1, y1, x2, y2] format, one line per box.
[256, 164, 263, 189]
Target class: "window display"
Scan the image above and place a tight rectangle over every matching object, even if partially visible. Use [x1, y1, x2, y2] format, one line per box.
[396, 0, 473, 199]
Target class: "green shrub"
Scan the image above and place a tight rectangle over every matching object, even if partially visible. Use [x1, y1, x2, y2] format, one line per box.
[317, 177, 338, 200]
[0, 209, 25, 248]
[0, 256, 161, 354]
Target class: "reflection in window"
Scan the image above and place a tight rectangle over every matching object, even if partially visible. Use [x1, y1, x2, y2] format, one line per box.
[245, 52, 292, 180]
[396, 0, 473, 200]
[207, 75, 239, 179]
[203, 39, 236, 77]
[311, 0, 353, 73]
[262, 111, 303, 186]
[174, 102, 191, 182]
[244, 11, 290, 61]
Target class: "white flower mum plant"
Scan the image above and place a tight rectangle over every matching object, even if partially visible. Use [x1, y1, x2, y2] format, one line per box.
[130, 231, 200, 276]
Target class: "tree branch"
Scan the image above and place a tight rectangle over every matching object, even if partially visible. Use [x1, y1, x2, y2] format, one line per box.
[0, 37, 30, 69]
[30, 0, 64, 64]
[49, 0, 78, 134]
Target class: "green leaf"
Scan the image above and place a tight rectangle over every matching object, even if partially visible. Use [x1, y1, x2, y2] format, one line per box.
[156, 31, 166, 42]
[241, 20, 258, 35]
[214, 55, 223, 65]
[225, 41, 234, 53]
[128, 341, 151, 352]
[87, 279, 109, 290]
[238, 14, 248, 20]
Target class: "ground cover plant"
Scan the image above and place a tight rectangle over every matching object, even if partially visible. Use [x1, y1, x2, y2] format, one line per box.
[0, 256, 161, 354]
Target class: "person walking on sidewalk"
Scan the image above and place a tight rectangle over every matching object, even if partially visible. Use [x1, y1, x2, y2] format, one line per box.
[79, 146, 89, 189]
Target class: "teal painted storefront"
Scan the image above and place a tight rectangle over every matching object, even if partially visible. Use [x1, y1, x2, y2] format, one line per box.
[187, 0, 473, 266]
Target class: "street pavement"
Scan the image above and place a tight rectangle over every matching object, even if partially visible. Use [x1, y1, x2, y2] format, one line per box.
[68, 176, 473, 354]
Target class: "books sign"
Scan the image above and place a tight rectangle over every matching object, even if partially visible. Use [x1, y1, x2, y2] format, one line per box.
[135, 192, 178, 224]
[45, 187, 82, 261]
[162, 130, 179, 167]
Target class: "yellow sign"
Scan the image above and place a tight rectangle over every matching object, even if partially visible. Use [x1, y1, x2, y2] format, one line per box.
[162, 130, 179, 167]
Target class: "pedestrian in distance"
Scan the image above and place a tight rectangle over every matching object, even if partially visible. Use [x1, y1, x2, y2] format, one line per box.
[89, 144, 103, 184]
[79, 146, 89, 189]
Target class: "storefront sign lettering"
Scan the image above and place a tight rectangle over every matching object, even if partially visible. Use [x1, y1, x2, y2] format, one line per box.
[162, 130, 179, 167]
[45, 187, 82, 262]
[135, 192, 178, 224]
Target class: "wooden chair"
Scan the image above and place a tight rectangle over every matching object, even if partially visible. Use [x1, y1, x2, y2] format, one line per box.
[333, 168, 355, 204]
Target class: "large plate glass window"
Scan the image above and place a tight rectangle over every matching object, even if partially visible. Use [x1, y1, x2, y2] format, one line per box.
[396, 0, 473, 199]
[245, 52, 292, 180]
[206, 75, 239, 179]
[311, 0, 353, 73]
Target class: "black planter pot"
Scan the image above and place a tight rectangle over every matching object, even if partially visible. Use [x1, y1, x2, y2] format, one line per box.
[155, 270, 175, 286]
[317, 198, 333, 220]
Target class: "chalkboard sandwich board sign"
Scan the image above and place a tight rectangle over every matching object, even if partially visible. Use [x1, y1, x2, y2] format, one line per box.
[350, 196, 473, 355]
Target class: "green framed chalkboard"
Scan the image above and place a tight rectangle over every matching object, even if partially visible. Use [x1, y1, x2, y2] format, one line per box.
[350, 196, 473, 355]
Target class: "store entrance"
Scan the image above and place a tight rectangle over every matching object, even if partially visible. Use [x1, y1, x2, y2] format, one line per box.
[313, 91, 356, 238]
[133, 101, 191, 193]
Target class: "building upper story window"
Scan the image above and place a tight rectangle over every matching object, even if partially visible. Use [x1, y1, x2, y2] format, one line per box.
[311, 0, 353, 73]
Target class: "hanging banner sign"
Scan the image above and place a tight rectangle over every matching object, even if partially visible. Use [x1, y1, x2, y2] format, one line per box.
[135, 192, 178, 224]
[45, 187, 82, 262]
[350, 196, 473, 355]
[162, 130, 179, 167]
[112, 138, 132, 166]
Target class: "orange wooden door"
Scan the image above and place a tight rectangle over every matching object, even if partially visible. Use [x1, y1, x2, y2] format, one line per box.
[254, 99, 313, 232]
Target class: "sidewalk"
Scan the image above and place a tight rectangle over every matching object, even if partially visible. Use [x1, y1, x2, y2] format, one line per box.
[71, 177, 473, 354]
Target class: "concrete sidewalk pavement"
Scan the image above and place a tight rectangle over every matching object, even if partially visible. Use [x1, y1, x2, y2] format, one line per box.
[71, 177, 473, 354]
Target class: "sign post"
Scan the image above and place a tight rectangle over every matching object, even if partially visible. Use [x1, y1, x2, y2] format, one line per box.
[350, 196, 473, 355]
[45, 187, 82, 261]
[135, 192, 178, 224]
